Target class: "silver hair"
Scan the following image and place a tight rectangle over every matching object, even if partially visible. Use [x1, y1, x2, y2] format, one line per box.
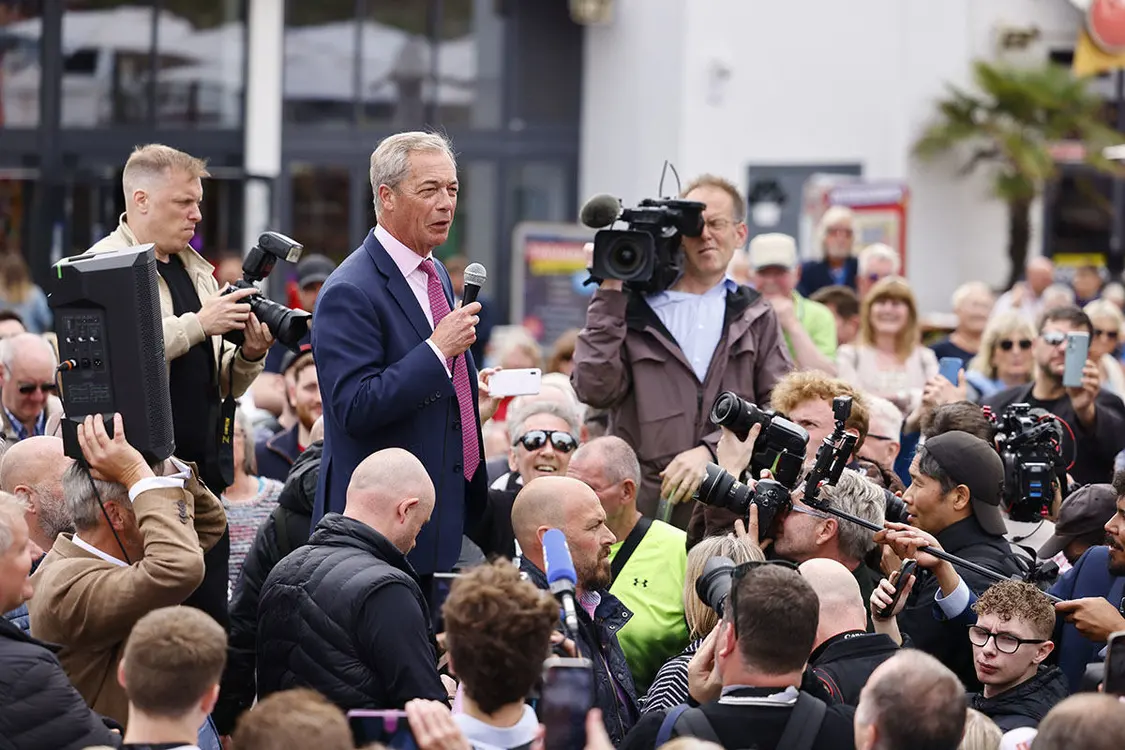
[864, 396, 903, 444]
[62, 463, 127, 532]
[0, 333, 58, 375]
[857, 243, 901, 276]
[508, 399, 581, 445]
[573, 436, 640, 486]
[819, 468, 885, 562]
[369, 131, 457, 219]
[0, 491, 27, 555]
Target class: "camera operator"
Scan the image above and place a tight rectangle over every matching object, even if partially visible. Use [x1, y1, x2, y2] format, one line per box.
[510, 475, 639, 746]
[621, 564, 856, 750]
[983, 306, 1125, 486]
[572, 175, 792, 528]
[27, 414, 227, 725]
[799, 559, 899, 707]
[877, 430, 1025, 689]
[690, 370, 870, 544]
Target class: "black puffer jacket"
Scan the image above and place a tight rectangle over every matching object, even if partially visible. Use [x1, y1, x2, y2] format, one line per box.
[809, 631, 900, 707]
[969, 665, 1069, 731]
[0, 617, 120, 750]
[255, 513, 447, 710]
[214, 441, 320, 733]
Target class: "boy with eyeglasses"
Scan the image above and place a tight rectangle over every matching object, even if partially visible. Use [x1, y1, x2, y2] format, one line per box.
[984, 305, 1125, 486]
[966, 580, 1068, 731]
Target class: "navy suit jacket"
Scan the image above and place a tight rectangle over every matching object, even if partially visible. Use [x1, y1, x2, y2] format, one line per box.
[797, 257, 858, 297]
[311, 230, 487, 575]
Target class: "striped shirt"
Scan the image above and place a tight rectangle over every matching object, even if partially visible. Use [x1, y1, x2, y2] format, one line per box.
[641, 637, 703, 714]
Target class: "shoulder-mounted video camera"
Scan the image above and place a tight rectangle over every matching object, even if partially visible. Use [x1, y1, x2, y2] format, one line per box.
[989, 403, 1066, 522]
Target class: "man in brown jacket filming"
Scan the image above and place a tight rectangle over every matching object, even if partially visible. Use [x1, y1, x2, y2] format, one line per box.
[572, 175, 792, 529]
[27, 414, 226, 726]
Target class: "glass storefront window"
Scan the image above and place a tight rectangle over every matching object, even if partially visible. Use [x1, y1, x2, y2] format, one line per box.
[290, 164, 352, 262]
[61, 0, 244, 128]
[0, 1, 43, 128]
[284, 0, 357, 127]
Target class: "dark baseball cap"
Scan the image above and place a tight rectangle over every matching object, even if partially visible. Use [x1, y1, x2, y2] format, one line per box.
[921, 431, 1007, 536]
[1037, 483, 1118, 559]
[296, 254, 336, 288]
[279, 342, 313, 376]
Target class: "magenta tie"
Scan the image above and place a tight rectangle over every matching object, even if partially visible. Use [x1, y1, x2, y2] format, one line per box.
[421, 259, 480, 482]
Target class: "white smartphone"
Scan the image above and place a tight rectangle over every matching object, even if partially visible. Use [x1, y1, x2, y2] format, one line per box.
[488, 368, 542, 398]
[1063, 331, 1090, 389]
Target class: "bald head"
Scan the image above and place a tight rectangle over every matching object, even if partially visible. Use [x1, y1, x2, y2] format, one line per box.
[799, 558, 867, 646]
[344, 448, 435, 553]
[511, 476, 587, 546]
[1027, 257, 1055, 295]
[570, 436, 641, 486]
[1, 436, 67, 492]
[309, 416, 324, 443]
[856, 650, 965, 750]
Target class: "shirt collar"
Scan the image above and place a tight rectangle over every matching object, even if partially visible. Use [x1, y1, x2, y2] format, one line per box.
[375, 225, 432, 278]
[648, 275, 737, 304]
[4, 406, 45, 441]
[71, 534, 128, 567]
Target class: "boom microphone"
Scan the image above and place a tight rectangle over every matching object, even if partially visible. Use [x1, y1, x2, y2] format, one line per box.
[462, 262, 487, 306]
[579, 193, 622, 229]
[543, 528, 581, 638]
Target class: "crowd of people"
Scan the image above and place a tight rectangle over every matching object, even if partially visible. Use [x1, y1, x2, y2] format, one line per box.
[0, 132, 1124, 750]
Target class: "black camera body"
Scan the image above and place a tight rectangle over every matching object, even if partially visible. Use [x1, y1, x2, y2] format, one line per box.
[709, 391, 809, 488]
[992, 403, 1065, 522]
[223, 231, 312, 349]
[590, 198, 705, 295]
[695, 466, 795, 535]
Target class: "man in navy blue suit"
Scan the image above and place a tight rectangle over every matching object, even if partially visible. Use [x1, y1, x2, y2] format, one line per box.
[311, 131, 487, 576]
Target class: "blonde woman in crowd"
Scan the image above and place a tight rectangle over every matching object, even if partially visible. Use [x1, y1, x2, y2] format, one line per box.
[965, 312, 1037, 402]
[1083, 299, 1125, 397]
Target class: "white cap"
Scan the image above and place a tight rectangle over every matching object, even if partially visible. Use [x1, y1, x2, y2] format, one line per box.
[748, 233, 798, 270]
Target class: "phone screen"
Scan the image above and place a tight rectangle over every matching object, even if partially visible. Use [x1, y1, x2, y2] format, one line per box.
[539, 661, 594, 750]
[348, 711, 418, 750]
[1106, 632, 1125, 696]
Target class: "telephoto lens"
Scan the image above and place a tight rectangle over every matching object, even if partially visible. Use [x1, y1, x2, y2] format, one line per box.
[696, 463, 754, 517]
[710, 391, 770, 441]
[695, 556, 735, 616]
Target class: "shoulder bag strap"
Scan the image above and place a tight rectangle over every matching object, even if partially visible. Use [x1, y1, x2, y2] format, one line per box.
[655, 703, 691, 747]
[776, 692, 827, 750]
[611, 517, 652, 582]
[671, 707, 721, 745]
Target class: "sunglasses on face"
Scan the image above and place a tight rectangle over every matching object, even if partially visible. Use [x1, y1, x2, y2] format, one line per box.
[967, 625, 1047, 654]
[997, 338, 1033, 351]
[17, 382, 57, 396]
[1095, 328, 1120, 340]
[729, 559, 800, 630]
[1041, 331, 1067, 347]
[515, 430, 578, 453]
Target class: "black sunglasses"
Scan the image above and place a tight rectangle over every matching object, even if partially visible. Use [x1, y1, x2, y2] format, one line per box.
[515, 430, 577, 453]
[967, 625, 1047, 654]
[1095, 328, 1120, 340]
[18, 382, 57, 396]
[997, 338, 1033, 351]
[729, 560, 800, 631]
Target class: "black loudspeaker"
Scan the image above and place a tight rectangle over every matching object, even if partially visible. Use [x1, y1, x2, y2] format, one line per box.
[50, 245, 175, 465]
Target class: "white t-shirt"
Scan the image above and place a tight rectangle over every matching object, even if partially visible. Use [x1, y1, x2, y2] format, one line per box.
[454, 705, 540, 750]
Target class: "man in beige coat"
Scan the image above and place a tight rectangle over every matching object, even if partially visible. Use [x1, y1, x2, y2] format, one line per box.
[27, 414, 226, 726]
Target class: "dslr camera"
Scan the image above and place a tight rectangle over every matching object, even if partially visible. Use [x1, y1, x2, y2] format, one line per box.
[695, 555, 737, 618]
[695, 392, 810, 535]
[223, 231, 313, 349]
[581, 194, 705, 295]
[992, 403, 1066, 522]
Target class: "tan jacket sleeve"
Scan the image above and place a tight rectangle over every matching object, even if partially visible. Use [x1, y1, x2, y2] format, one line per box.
[184, 462, 227, 552]
[163, 312, 208, 362]
[220, 342, 266, 399]
[60, 486, 205, 651]
[571, 288, 633, 409]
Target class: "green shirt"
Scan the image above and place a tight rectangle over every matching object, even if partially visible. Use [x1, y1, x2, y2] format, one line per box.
[786, 291, 838, 361]
[608, 520, 690, 694]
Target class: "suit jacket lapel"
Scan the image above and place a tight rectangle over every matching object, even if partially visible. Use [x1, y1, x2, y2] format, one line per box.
[365, 231, 433, 342]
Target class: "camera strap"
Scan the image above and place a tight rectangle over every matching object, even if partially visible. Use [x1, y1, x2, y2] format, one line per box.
[611, 517, 651, 582]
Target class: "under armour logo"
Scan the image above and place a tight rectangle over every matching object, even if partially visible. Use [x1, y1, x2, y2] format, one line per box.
[633, 578, 648, 588]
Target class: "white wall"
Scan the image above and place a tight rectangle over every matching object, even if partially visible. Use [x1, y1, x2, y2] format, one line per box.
[580, 0, 1084, 313]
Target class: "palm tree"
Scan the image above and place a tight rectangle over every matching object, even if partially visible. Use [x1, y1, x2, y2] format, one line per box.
[914, 60, 1125, 288]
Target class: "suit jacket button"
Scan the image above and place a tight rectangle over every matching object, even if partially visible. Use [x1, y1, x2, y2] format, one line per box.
[453, 463, 462, 474]
[452, 421, 460, 431]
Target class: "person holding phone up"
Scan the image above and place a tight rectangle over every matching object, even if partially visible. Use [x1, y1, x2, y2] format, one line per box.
[984, 306, 1125, 487]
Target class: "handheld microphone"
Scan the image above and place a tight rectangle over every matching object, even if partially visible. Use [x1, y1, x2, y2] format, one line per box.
[543, 528, 581, 638]
[579, 193, 622, 229]
[462, 262, 487, 307]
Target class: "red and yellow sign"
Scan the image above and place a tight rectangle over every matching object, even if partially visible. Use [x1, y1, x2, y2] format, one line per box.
[1075, 0, 1125, 76]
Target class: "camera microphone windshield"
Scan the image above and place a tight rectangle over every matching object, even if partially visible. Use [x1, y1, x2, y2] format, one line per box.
[579, 194, 623, 228]
[543, 528, 581, 638]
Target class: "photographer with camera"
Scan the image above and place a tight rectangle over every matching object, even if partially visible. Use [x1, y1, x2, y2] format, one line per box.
[983, 306, 1125, 487]
[621, 564, 856, 750]
[572, 175, 792, 528]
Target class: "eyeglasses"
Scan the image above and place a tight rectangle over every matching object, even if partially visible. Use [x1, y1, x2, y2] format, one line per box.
[967, 625, 1047, 654]
[515, 430, 578, 453]
[17, 382, 57, 396]
[997, 339, 1033, 351]
[1095, 328, 1120, 340]
[729, 560, 801, 631]
[866, 433, 895, 442]
[826, 227, 854, 237]
[789, 503, 830, 520]
[705, 218, 733, 233]
[1041, 331, 1067, 347]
